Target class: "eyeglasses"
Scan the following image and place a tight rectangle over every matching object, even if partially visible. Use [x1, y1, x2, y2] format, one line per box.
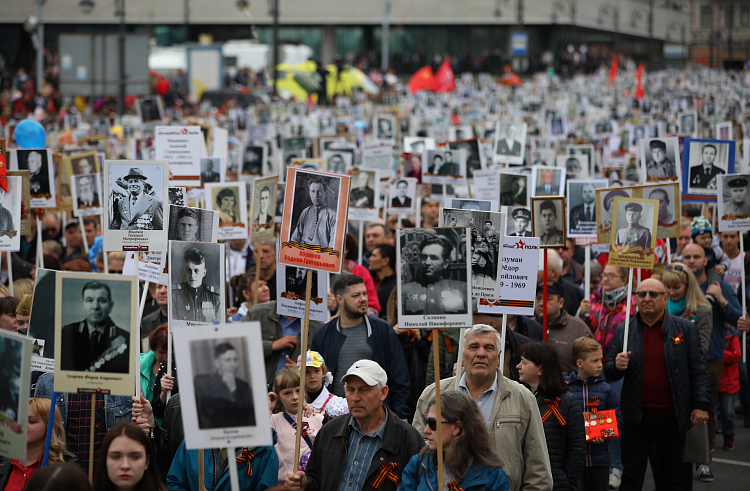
[635, 291, 666, 299]
[601, 273, 621, 279]
[425, 417, 454, 431]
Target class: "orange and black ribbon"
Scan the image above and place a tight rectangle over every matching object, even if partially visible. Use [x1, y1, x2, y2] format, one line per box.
[236, 448, 256, 476]
[426, 329, 453, 353]
[541, 398, 567, 426]
[281, 240, 341, 258]
[588, 396, 601, 415]
[447, 482, 465, 491]
[372, 462, 399, 489]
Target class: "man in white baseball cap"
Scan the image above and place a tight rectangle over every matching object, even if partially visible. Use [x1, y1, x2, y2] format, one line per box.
[285, 359, 423, 491]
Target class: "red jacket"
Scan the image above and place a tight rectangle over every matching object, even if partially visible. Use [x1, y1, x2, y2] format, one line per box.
[720, 334, 741, 394]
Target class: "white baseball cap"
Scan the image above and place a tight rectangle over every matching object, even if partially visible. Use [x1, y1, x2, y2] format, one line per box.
[340, 359, 388, 387]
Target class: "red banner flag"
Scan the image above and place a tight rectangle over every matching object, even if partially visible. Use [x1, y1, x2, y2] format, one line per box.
[608, 56, 618, 87]
[0, 154, 7, 193]
[635, 62, 645, 100]
[407, 66, 434, 94]
[431, 60, 456, 93]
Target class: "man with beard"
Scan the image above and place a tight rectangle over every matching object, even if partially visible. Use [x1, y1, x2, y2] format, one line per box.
[76, 175, 100, 209]
[401, 235, 468, 315]
[290, 178, 336, 249]
[309, 275, 411, 419]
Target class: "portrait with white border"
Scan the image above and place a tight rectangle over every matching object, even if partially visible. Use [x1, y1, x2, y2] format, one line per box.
[639, 137, 681, 184]
[719, 174, 750, 231]
[0, 175, 22, 251]
[348, 168, 379, 222]
[388, 177, 417, 215]
[10, 148, 56, 208]
[168, 205, 219, 242]
[205, 182, 249, 241]
[0, 330, 32, 462]
[71, 174, 103, 218]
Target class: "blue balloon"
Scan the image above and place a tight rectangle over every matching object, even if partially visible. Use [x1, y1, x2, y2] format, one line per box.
[14, 120, 47, 149]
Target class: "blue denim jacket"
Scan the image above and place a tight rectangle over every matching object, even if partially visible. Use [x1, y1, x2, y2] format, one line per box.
[34, 372, 133, 430]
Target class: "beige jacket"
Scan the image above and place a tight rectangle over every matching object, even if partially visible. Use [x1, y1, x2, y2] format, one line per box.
[413, 371, 552, 491]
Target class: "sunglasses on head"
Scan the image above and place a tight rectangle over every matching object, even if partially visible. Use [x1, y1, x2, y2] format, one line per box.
[425, 417, 454, 431]
[635, 291, 666, 299]
[663, 264, 687, 275]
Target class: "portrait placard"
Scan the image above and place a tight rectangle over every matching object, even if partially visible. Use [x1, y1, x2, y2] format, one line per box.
[716, 121, 732, 141]
[718, 174, 750, 231]
[639, 137, 681, 185]
[530, 166, 566, 198]
[531, 196, 566, 248]
[556, 154, 589, 180]
[200, 157, 223, 184]
[154, 126, 203, 187]
[53, 272, 137, 395]
[448, 138, 485, 180]
[10, 148, 56, 208]
[205, 182, 249, 241]
[439, 209, 505, 298]
[7, 171, 29, 236]
[279, 167, 349, 274]
[0, 175, 22, 251]
[276, 258, 328, 322]
[678, 111, 698, 137]
[168, 241, 226, 328]
[168, 205, 219, 242]
[250, 176, 278, 243]
[275, 183, 285, 223]
[169, 187, 186, 206]
[493, 122, 527, 164]
[608, 197, 658, 269]
[240, 145, 266, 180]
[683, 139, 736, 201]
[65, 150, 101, 176]
[172, 322, 272, 450]
[499, 172, 529, 207]
[374, 114, 397, 144]
[292, 159, 326, 172]
[639, 183, 680, 239]
[0, 330, 32, 462]
[422, 149, 467, 185]
[567, 180, 608, 238]
[596, 187, 634, 245]
[136, 96, 165, 124]
[449, 125, 473, 142]
[473, 169, 499, 202]
[504, 206, 532, 237]
[444, 198, 499, 212]
[402, 137, 436, 156]
[27, 269, 56, 372]
[71, 174, 104, 217]
[322, 150, 352, 175]
[348, 168, 380, 221]
[477, 236, 540, 316]
[396, 227, 472, 329]
[103, 160, 169, 252]
[388, 177, 417, 215]
[361, 141, 393, 174]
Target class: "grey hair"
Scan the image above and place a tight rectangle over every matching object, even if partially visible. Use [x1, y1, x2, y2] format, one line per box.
[464, 324, 502, 350]
[546, 249, 563, 274]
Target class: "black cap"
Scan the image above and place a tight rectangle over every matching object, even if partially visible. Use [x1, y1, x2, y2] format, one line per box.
[649, 140, 666, 151]
[728, 177, 749, 188]
[625, 202, 643, 213]
[512, 208, 531, 220]
[536, 280, 565, 298]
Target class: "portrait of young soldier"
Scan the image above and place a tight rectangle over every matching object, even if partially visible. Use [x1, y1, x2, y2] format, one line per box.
[172, 248, 221, 322]
[169, 207, 201, 241]
[614, 202, 652, 253]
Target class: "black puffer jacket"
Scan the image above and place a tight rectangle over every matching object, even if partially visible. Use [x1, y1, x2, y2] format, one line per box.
[536, 390, 586, 491]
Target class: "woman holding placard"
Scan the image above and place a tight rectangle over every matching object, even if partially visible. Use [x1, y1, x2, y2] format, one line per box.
[93, 423, 164, 491]
[399, 391, 509, 491]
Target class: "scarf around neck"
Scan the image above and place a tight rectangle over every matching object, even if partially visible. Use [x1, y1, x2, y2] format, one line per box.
[602, 285, 627, 307]
[668, 296, 687, 316]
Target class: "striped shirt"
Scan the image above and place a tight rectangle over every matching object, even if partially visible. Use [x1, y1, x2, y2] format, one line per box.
[338, 412, 387, 491]
[331, 321, 373, 397]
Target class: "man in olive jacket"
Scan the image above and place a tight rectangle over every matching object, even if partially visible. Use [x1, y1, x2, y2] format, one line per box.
[242, 300, 323, 388]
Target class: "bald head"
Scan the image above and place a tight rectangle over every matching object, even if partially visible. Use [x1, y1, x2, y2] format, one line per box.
[636, 278, 665, 293]
[682, 243, 708, 279]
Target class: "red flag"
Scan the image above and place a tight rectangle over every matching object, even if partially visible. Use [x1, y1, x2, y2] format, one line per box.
[608, 56, 618, 87]
[635, 62, 645, 100]
[0, 154, 6, 193]
[407, 66, 434, 94]
[432, 60, 455, 93]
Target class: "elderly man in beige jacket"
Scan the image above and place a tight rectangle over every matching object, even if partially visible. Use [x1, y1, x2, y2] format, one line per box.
[413, 323, 552, 491]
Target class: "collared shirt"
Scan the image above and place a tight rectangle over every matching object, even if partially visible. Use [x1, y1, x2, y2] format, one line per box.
[339, 411, 388, 491]
[276, 316, 301, 375]
[7, 457, 41, 491]
[458, 372, 498, 427]
[290, 205, 337, 249]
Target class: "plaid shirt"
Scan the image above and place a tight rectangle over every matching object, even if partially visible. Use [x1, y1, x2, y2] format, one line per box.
[65, 393, 108, 473]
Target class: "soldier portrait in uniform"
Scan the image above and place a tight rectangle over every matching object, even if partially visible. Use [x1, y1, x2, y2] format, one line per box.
[611, 200, 656, 256]
[499, 173, 528, 207]
[567, 180, 608, 237]
[200, 157, 222, 183]
[685, 139, 735, 197]
[288, 171, 341, 250]
[403, 137, 435, 156]
[720, 175, 750, 219]
[507, 207, 532, 237]
[169, 242, 225, 325]
[531, 196, 566, 248]
[59, 278, 133, 374]
[241, 145, 265, 177]
[448, 138, 484, 179]
[0, 175, 21, 250]
[350, 170, 376, 209]
[641, 138, 679, 183]
[249, 178, 276, 240]
[107, 165, 165, 231]
[12, 148, 55, 208]
[168, 205, 217, 242]
[397, 227, 472, 328]
[494, 122, 526, 163]
[71, 174, 103, 217]
[376, 116, 394, 141]
[190, 338, 255, 429]
[531, 166, 565, 197]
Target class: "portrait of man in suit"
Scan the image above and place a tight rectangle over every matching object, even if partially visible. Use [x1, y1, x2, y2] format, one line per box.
[535, 170, 560, 196]
[110, 167, 164, 231]
[500, 175, 528, 207]
[76, 175, 100, 210]
[436, 151, 459, 176]
[253, 186, 274, 230]
[350, 171, 375, 208]
[569, 183, 597, 235]
[495, 124, 522, 157]
[201, 158, 221, 183]
[689, 144, 725, 190]
[390, 180, 413, 209]
[60, 281, 130, 373]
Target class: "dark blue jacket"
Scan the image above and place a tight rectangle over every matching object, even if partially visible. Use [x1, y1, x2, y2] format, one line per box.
[565, 372, 621, 468]
[699, 280, 741, 360]
[604, 313, 711, 434]
[309, 315, 411, 419]
[537, 390, 586, 491]
[399, 452, 510, 491]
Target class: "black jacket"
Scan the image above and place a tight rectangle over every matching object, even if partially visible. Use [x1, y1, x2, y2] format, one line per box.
[537, 390, 586, 491]
[304, 407, 424, 491]
[514, 316, 544, 342]
[0, 452, 79, 490]
[604, 312, 711, 434]
[154, 393, 183, 477]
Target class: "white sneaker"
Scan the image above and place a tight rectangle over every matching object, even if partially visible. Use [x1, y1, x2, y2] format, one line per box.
[609, 468, 622, 489]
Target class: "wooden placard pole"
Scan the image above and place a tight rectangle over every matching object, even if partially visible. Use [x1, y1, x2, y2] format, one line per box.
[742, 238, 747, 363]
[453, 328, 466, 391]
[198, 449, 206, 491]
[136, 277, 149, 396]
[254, 243, 262, 306]
[622, 268, 634, 353]
[584, 245, 591, 315]
[7, 251, 14, 297]
[88, 393, 96, 481]
[432, 327, 445, 491]
[358, 222, 364, 264]
[543, 249, 548, 342]
[36, 212, 44, 269]
[293, 271, 314, 466]
[228, 447, 240, 491]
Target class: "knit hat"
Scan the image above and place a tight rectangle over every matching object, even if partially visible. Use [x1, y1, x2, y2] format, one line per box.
[690, 216, 712, 239]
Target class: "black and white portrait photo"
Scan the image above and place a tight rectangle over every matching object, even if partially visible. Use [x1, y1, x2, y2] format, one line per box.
[640, 137, 680, 183]
[388, 178, 417, 215]
[323, 150, 353, 175]
[169, 187, 186, 207]
[0, 175, 21, 252]
[169, 241, 225, 326]
[684, 139, 735, 197]
[403, 137, 436, 156]
[0, 331, 31, 461]
[531, 166, 566, 197]
[107, 164, 165, 231]
[449, 138, 484, 180]
[277, 260, 328, 321]
[375, 114, 396, 142]
[499, 172, 529, 207]
[200, 157, 222, 184]
[439, 209, 505, 298]
[716, 121, 732, 141]
[449, 125, 473, 142]
[612, 199, 656, 253]
[251, 176, 278, 242]
[282, 136, 307, 153]
[348, 169, 379, 222]
[531, 196, 566, 248]
[548, 117, 565, 138]
[679, 112, 697, 136]
[68, 152, 99, 176]
[137, 96, 164, 124]
[445, 198, 497, 212]
[596, 188, 632, 244]
[71, 174, 103, 217]
[171, 323, 271, 450]
[567, 180, 608, 238]
[205, 182, 248, 240]
[396, 227, 472, 329]
[556, 154, 589, 180]
[241, 145, 265, 178]
[11, 148, 56, 208]
[168, 205, 219, 242]
[422, 149, 467, 184]
[275, 183, 286, 222]
[288, 171, 341, 249]
[644, 184, 680, 237]
[494, 122, 527, 164]
[506, 206, 532, 237]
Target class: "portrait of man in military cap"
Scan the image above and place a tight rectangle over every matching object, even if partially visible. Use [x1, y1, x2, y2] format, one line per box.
[599, 189, 632, 226]
[108, 166, 164, 231]
[614, 202, 653, 253]
[642, 138, 679, 181]
[169, 243, 224, 325]
[722, 175, 750, 216]
[168, 206, 217, 242]
[507, 207, 532, 237]
[531, 196, 566, 248]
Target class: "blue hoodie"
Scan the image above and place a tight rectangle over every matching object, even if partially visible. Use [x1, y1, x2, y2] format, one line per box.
[398, 452, 509, 491]
[565, 371, 621, 468]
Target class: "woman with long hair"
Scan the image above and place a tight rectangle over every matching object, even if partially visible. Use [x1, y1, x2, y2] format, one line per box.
[517, 342, 586, 491]
[0, 296, 19, 331]
[93, 423, 164, 491]
[658, 263, 712, 490]
[0, 398, 77, 491]
[399, 391, 509, 490]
